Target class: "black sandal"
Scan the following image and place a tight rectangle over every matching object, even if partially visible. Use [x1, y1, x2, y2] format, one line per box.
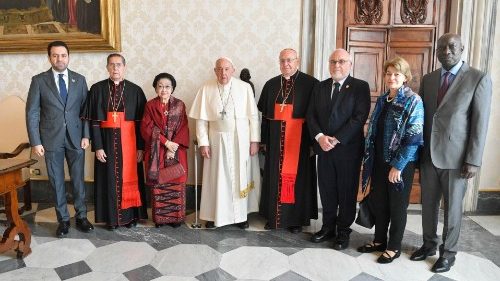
[357, 242, 386, 253]
[377, 250, 401, 264]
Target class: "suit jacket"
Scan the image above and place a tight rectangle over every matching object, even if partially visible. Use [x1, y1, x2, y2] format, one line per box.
[307, 75, 371, 157]
[26, 68, 89, 151]
[420, 63, 492, 169]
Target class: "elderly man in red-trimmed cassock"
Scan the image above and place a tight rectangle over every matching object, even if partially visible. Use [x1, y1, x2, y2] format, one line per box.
[82, 54, 147, 230]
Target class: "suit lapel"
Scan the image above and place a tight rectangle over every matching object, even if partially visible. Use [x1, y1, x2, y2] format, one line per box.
[324, 78, 333, 109]
[43, 69, 64, 106]
[66, 70, 78, 107]
[437, 63, 469, 110]
[331, 75, 351, 113]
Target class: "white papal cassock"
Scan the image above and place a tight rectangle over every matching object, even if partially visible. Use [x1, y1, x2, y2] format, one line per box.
[189, 78, 260, 227]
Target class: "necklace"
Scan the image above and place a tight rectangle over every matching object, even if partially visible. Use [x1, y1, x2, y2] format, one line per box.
[217, 81, 233, 120]
[386, 95, 395, 102]
[277, 72, 299, 112]
[162, 96, 171, 116]
[108, 80, 125, 123]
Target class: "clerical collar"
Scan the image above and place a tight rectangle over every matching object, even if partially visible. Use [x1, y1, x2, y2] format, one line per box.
[283, 70, 299, 80]
[108, 78, 124, 87]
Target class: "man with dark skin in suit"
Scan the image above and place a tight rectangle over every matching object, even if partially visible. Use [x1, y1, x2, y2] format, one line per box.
[410, 33, 492, 273]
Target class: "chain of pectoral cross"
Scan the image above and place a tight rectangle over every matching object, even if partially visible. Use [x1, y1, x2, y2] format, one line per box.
[217, 81, 233, 120]
[108, 80, 125, 123]
[277, 72, 299, 112]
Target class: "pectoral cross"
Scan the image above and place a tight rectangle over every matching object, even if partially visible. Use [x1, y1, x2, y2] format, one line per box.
[112, 111, 118, 123]
[279, 103, 286, 112]
[220, 110, 227, 120]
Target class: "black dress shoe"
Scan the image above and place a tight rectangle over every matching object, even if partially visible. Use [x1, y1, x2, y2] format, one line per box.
[288, 226, 302, 234]
[410, 246, 436, 261]
[106, 224, 118, 231]
[169, 222, 182, 228]
[56, 221, 70, 238]
[377, 250, 401, 264]
[205, 221, 215, 229]
[125, 219, 137, 229]
[333, 233, 350, 250]
[75, 218, 94, 233]
[236, 221, 249, 229]
[357, 242, 386, 253]
[311, 228, 336, 243]
[432, 257, 455, 273]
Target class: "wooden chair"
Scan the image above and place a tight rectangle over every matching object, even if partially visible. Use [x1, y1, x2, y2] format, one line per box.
[0, 143, 32, 213]
[0, 96, 33, 213]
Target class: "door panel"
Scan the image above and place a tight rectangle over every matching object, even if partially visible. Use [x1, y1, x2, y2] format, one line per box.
[338, 0, 449, 204]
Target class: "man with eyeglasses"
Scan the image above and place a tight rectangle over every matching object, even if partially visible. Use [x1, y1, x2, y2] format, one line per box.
[307, 49, 371, 250]
[258, 48, 319, 233]
[82, 54, 148, 230]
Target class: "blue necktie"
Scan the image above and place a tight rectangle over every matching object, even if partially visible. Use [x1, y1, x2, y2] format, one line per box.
[58, 73, 68, 105]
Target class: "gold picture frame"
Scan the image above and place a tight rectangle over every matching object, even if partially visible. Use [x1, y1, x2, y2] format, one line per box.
[0, 0, 120, 53]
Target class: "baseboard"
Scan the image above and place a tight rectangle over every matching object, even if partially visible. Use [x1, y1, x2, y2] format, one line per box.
[23, 180, 201, 210]
[476, 191, 500, 214]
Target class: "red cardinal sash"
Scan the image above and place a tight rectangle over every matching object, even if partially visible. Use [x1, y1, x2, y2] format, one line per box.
[273, 104, 303, 204]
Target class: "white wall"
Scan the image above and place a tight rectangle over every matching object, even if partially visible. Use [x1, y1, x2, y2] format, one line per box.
[0, 0, 302, 183]
[479, 5, 500, 191]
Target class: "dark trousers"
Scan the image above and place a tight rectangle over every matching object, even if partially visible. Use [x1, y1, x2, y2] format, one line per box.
[371, 161, 416, 250]
[317, 151, 362, 234]
[44, 134, 87, 222]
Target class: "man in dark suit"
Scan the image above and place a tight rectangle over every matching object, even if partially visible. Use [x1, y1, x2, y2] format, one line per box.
[26, 41, 94, 237]
[410, 33, 492, 273]
[307, 49, 371, 249]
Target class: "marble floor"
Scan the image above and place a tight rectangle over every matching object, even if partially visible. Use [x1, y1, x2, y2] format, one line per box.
[1, 203, 500, 281]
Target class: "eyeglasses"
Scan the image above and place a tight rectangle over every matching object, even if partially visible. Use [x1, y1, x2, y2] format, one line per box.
[279, 58, 297, 64]
[108, 63, 123, 69]
[329, 59, 349, 65]
[157, 85, 172, 90]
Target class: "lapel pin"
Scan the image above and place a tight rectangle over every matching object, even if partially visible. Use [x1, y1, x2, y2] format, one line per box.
[71, 79, 76, 83]
[346, 85, 350, 89]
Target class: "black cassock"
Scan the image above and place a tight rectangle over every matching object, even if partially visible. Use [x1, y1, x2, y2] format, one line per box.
[82, 79, 147, 226]
[257, 71, 319, 228]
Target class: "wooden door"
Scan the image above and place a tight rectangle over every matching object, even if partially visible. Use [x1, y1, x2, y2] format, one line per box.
[338, 0, 450, 203]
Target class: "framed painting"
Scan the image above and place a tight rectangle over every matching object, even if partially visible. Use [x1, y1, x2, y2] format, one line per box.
[0, 0, 120, 53]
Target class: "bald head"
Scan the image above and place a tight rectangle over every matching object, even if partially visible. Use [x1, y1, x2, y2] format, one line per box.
[279, 48, 299, 78]
[329, 49, 352, 81]
[214, 57, 235, 85]
[436, 33, 464, 70]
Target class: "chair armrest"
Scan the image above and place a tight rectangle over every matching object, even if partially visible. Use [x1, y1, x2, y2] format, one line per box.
[0, 143, 31, 159]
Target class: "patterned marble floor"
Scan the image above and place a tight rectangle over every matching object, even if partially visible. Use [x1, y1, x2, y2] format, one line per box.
[0, 203, 499, 281]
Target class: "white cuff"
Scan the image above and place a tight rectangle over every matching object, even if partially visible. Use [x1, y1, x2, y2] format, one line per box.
[315, 133, 324, 142]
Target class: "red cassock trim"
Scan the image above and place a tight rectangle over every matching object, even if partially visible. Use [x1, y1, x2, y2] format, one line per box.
[101, 112, 142, 209]
[273, 104, 304, 204]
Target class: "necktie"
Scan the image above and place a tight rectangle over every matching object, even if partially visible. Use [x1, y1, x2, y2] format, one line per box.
[331, 82, 340, 101]
[58, 73, 68, 105]
[437, 72, 450, 106]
